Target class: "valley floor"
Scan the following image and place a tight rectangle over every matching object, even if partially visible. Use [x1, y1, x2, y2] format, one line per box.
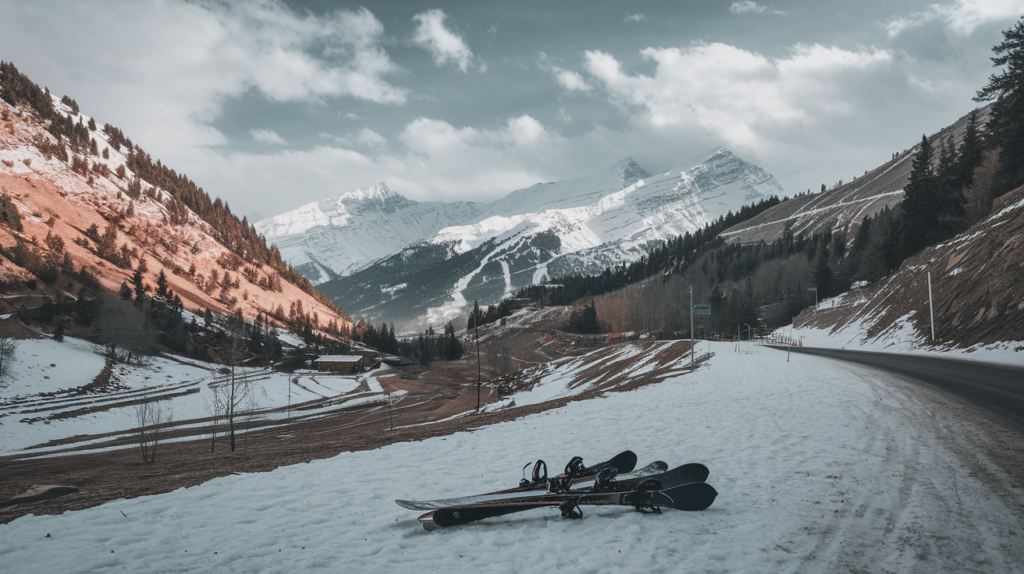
[2, 343, 1022, 573]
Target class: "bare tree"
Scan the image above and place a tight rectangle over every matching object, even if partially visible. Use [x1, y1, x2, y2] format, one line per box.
[93, 298, 157, 363]
[0, 337, 17, 386]
[966, 147, 1001, 223]
[204, 382, 225, 452]
[213, 326, 253, 452]
[133, 397, 172, 463]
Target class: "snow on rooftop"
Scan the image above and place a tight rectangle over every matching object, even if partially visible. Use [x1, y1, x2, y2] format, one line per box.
[314, 355, 364, 362]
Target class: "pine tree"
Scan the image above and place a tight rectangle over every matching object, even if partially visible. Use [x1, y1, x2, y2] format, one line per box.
[156, 269, 169, 298]
[975, 17, 1024, 194]
[958, 109, 983, 190]
[119, 280, 133, 300]
[813, 243, 835, 298]
[900, 135, 937, 257]
[935, 135, 967, 240]
[132, 266, 145, 301]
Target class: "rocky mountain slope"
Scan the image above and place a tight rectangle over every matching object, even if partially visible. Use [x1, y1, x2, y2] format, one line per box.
[720, 105, 993, 245]
[790, 183, 1024, 350]
[0, 68, 349, 333]
[317, 149, 784, 329]
[255, 183, 481, 284]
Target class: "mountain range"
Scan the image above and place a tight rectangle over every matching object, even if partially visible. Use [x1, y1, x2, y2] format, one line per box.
[261, 149, 786, 330]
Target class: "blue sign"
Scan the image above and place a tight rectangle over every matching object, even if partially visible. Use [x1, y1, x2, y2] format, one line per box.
[693, 305, 711, 316]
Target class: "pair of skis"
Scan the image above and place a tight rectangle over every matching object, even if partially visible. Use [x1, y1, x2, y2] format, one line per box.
[396, 450, 717, 530]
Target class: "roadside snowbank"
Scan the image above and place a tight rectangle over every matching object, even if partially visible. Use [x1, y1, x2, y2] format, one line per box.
[779, 295, 1024, 367]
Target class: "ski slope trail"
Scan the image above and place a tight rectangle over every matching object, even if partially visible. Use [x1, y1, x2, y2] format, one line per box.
[2, 344, 1022, 573]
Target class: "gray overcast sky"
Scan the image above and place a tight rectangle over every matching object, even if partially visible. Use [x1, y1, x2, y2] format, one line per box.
[1, 0, 1021, 220]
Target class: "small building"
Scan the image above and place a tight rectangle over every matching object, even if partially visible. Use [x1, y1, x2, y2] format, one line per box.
[314, 355, 365, 373]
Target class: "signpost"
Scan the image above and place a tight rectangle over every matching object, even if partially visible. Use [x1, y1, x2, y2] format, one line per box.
[691, 301, 710, 371]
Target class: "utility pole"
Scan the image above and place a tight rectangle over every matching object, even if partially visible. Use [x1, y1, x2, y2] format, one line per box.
[787, 326, 793, 362]
[474, 300, 481, 411]
[927, 271, 935, 341]
[690, 285, 694, 372]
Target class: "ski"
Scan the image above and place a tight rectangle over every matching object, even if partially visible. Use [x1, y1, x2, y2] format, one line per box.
[395, 450, 640, 511]
[419, 480, 718, 529]
[396, 460, 668, 511]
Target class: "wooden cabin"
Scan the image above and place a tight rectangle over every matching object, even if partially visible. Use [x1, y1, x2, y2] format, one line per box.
[314, 355, 365, 373]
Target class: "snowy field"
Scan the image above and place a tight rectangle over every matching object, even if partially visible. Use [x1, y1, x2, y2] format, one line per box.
[0, 336, 379, 457]
[3, 342, 1022, 573]
[779, 293, 1024, 367]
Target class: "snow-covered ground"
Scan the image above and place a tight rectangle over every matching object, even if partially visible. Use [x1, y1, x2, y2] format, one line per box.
[3, 341, 1021, 572]
[0, 336, 377, 457]
[778, 292, 1024, 367]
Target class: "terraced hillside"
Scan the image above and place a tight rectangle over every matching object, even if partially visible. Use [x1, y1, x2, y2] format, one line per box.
[721, 105, 992, 245]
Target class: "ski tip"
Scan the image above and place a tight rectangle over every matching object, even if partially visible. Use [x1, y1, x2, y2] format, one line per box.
[658, 482, 718, 511]
[610, 450, 639, 473]
[418, 511, 438, 531]
[677, 462, 711, 485]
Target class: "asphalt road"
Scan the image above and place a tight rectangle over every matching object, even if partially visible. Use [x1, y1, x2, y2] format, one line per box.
[770, 345, 1024, 430]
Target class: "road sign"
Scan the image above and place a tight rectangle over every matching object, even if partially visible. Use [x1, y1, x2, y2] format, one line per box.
[693, 305, 711, 316]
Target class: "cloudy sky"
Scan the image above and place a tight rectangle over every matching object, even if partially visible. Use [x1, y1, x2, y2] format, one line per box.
[1, 0, 1021, 221]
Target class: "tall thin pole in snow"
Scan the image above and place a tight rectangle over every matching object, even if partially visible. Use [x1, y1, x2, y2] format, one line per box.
[690, 285, 694, 372]
[927, 271, 935, 341]
[475, 300, 481, 412]
[787, 327, 793, 362]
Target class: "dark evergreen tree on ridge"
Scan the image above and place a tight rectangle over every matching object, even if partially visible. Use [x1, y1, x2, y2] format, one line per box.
[976, 17, 1024, 195]
[900, 134, 937, 257]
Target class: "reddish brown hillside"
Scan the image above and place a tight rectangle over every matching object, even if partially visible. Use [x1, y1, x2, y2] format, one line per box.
[0, 84, 350, 334]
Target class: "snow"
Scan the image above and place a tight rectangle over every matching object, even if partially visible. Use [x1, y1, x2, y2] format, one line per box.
[409, 149, 783, 328]
[778, 295, 1024, 367]
[0, 337, 373, 457]
[3, 342, 1021, 572]
[255, 183, 482, 282]
[0, 336, 107, 398]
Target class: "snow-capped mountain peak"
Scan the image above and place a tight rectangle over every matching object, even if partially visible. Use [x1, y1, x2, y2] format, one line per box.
[338, 182, 396, 203]
[317, 150, 786, 329]
[255, 183, 482, 283]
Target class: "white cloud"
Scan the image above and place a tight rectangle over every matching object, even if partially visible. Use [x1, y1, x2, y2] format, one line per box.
[412, 9, 474, 72]
[886, 0, 1024, 37]
[558, 107, 572, 123]
[250, 128, 288, 145]
[552, 67, 592, 92]
[729, 1, 786, 16]
[318, 128, 388, 149]
[0, 1, 406, 162]
[538, 53, 592, 92]
[195, 114, 627, 216]
[624, 14, 647, 23]
[584, 42, 893, 153]
[356, 128, 388, 149]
